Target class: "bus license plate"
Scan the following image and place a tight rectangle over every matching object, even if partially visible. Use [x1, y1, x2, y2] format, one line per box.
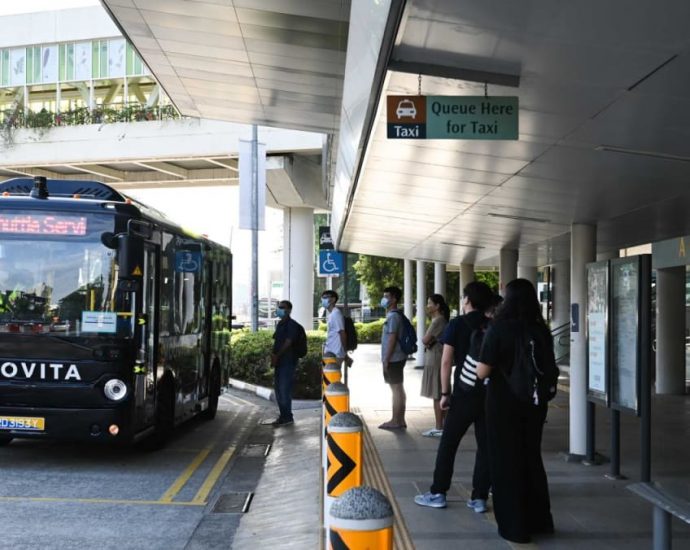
[0, 416, 45, 431]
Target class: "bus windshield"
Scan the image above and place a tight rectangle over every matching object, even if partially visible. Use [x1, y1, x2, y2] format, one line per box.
[0, 211, 126, 337]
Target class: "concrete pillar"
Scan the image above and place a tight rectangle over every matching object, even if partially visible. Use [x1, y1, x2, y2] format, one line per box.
[416, 260, 427, 367]
[656, 267, 686, 394]
[403, 259, 413, 320]
[459, 263, 475, 304]
[518, 264, 538, 288]
[499, 249, 518, 296]
[283, 207, 314, 330]
[434, 262, 446, 296]
[552, 261, 570, 330]
[570, 224, 596, 457]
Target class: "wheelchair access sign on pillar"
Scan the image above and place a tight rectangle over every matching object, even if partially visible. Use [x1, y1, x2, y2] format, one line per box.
[318, 250, 344, 277]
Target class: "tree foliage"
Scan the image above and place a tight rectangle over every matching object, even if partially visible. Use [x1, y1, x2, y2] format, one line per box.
[352, 255, 404, 304]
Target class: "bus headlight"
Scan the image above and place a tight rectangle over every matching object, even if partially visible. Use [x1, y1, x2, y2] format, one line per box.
[104, 379, 128, 401]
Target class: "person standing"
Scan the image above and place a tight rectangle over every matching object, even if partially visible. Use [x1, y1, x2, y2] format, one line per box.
[270, 300, 300, 426]
[379, 286, 407, 430]
[420, 294, 450, 437]
[477, 279, 555, 543]
[414, 281, 493, 512]
[321, 290, 347, 370]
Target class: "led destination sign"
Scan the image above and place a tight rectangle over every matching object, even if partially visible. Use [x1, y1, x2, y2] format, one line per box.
[0, 214, 87, 236]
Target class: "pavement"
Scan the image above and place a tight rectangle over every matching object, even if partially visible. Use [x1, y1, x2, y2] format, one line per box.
[218, 342, 690, 549]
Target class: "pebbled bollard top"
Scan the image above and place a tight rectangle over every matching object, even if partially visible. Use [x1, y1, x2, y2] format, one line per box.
[329, 486, 393, 520]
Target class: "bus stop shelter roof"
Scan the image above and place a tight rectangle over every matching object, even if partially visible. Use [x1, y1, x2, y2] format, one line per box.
[103, 0, 690, 266]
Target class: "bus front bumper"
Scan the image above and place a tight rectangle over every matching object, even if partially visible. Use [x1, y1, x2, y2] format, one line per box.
[0, 406, 133, 443]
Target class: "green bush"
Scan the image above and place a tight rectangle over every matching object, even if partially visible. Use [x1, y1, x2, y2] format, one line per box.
[228, 329, 325, 399]
[355, 318, 385, 343]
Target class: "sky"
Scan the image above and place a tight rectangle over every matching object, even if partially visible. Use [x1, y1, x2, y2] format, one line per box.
[0, 0, 99, 16]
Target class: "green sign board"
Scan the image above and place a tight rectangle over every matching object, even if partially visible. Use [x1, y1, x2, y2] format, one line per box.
[386, 95, 519, 140]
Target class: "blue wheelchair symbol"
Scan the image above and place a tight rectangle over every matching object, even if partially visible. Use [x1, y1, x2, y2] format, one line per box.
[319, 250, 343, 276]
[175, 251, 201, 273]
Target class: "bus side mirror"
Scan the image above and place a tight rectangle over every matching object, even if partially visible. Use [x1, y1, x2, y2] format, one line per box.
[117, 234, 144, 279]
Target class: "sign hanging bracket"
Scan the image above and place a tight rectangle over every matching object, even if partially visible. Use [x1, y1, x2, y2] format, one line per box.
[484, 82, 488, 98]
[418, 74, 422, 96]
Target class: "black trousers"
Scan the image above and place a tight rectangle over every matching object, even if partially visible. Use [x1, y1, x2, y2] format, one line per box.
[485, 377, 554, 543]
[430, 386, 489, 499]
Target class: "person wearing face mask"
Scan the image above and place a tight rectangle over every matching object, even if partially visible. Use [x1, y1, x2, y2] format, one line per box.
[270, 300, 300, 426]
[321, 290, 347, 371]
[379, 285, 407, 430]
[420, 294, 450, 437]
[414, 281, 494, 512]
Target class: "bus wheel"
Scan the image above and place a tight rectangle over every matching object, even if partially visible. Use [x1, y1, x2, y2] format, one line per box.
[201, 366, 221, 420]
[145, 380, 175, 450]
[0, 436, 12, 446]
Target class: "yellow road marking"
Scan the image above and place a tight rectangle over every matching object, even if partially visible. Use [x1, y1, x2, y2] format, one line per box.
[159, 447, 211, 503]
[192, 446, 236, 504]
[0, 496, 204, 507]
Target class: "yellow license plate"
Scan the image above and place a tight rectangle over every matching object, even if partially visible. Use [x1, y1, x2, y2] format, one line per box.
[0, 416, 45, 431]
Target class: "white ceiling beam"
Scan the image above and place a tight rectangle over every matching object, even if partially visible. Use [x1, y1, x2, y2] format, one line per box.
[3, 167, 61, 179]
[207, 158, 239, 172]
[134, 161, 188, 179]
[67, 164, 125, 181]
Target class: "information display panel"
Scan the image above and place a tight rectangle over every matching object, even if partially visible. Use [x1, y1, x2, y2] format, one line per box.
[610, 256, 649, 414]
[586, 260, 609, 405]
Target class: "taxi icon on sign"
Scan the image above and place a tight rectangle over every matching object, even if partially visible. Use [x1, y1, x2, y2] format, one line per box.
[396, 99, 417, 119]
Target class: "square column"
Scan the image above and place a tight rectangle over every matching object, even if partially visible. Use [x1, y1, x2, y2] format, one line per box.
[283, 207, 314, 330]
[404, 259, 414, 320]
[459, 263, 474, 306]
[416, 260, 426, 367]
[499, 249, 518, 296]
[656, 266, 686, 394]
[570, 223, 596, 457]
[434, 262, 446, 296]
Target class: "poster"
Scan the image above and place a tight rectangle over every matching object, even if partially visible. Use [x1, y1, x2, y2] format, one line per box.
[586, 261, 608, 400]
[610, 258, 639, 413]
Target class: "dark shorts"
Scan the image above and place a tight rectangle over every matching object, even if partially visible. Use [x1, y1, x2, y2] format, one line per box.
[384, 360, 405, 385]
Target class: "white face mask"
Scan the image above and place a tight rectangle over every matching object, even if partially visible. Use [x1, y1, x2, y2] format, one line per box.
[321, 297, 330, 308]
[380, 297, 390, 308]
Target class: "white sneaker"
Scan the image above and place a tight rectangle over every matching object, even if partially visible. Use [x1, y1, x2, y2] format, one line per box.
[421, 428, 443, 437]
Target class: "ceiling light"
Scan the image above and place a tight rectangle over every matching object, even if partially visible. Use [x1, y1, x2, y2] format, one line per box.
[441, 242, 485, 249]
[487, 212, 550, 224]
[596, 145, 690, 163]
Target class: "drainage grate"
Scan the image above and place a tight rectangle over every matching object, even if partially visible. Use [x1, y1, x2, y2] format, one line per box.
[211, 492, 254, 514]
[242, 443, 271, 457]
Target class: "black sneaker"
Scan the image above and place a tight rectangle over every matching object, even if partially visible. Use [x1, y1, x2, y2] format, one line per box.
[271, 418, 294, 427]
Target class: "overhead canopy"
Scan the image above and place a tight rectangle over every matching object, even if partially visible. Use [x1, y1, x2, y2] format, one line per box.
[102, 0, 350, 134]
[333, 0, 690, 266]
[104, 0, 690, 267]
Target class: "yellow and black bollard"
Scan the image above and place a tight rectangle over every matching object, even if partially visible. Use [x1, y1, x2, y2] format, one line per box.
[323, 382, 350, 471]
[328, 486, 394, 550]
[325, 412, 363, 531]
[322, 357, 342, 397]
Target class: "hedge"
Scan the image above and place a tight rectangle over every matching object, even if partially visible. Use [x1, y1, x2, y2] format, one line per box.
[228, 329, 326, 399]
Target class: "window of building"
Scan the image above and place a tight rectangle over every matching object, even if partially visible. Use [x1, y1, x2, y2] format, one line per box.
[26, 46, 42, 84]
[92, 40, 108, 79]
[59, 43, 75, 82]
[0, 50, 9, 87]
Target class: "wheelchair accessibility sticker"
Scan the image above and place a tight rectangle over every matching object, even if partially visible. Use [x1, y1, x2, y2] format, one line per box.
[318, 250, 343, 277]
[175, 251, 201, 273]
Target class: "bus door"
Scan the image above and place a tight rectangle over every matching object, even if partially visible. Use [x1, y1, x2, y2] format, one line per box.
[135, 243, 158, 430]
[199, 260, 213, 399]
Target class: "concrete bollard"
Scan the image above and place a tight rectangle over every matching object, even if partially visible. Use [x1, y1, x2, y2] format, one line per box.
[322, 358, 342, 397]
[328, 486, 394, 550]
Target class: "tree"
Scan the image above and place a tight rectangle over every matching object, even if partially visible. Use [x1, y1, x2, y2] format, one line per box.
[475, 271, 499, 292]
[352, 255, 403, 304]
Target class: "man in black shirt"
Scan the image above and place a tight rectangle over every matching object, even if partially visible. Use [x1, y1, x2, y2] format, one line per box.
[414, 281, 494, 511]
[270, 300, 299, 426]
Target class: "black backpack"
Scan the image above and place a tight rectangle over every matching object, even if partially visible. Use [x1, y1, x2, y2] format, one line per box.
[293, 321, 308, 359]
[343, 315, 358, 351]
[395, 311, 418, 355]
[503, 326, 559, 405]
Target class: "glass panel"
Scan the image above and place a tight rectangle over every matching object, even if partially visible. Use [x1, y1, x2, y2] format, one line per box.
[26, 48, 33, 84]
[66, 44, 74, 81]
[108, 39, 125, 78]
[75, 42, 90, 81]
[1, 50, 8, 86]
[126, 42, 134, 75]
[9, 48, 25, 86]
[59, 44, 66, 81]
[0, 213, 121, 337]
[92, 41, 99, 79]
[99, 41, 107, 78]
[42, 45, 58, 83]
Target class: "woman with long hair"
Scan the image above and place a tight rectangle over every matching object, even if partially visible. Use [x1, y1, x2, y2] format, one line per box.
[476, 278, 555, 543]
[419, 293, 450, 436]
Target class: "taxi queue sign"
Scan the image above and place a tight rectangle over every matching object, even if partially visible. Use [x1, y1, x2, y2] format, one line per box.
[386, 94, 519, 140]
[329, 486, 394, 550]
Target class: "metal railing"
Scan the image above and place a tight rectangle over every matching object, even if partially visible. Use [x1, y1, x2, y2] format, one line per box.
[0, 103, 180, 130]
